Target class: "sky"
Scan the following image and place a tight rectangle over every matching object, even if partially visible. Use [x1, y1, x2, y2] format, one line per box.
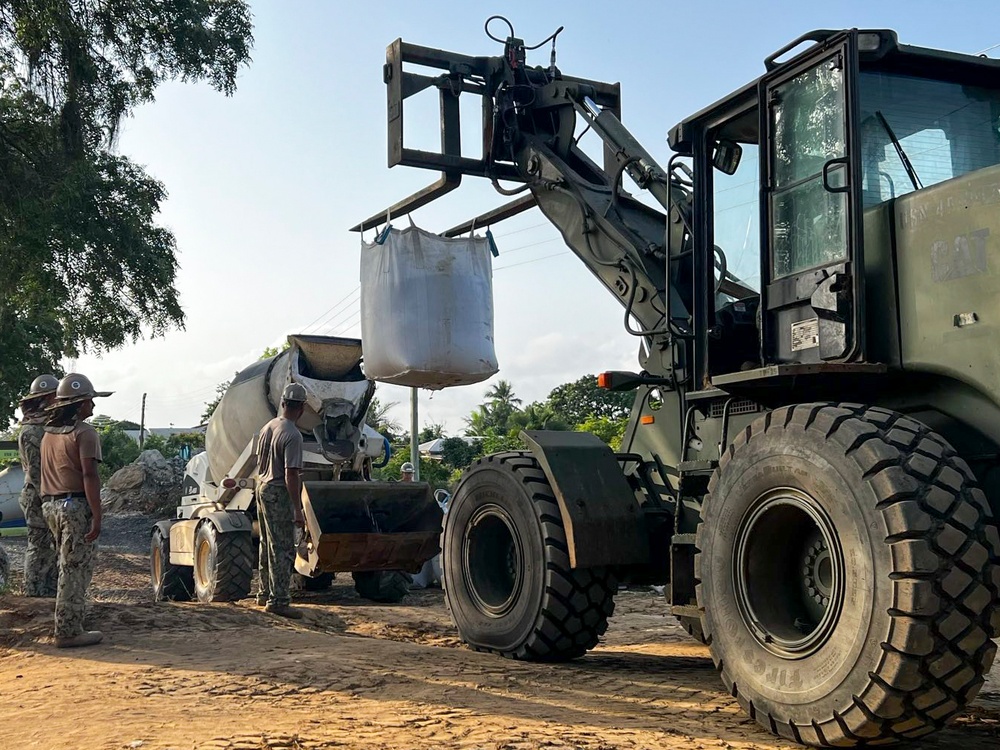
[61, 0, 1000, 435]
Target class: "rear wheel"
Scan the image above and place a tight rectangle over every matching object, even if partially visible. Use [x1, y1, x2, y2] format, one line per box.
[150, 526, 193, 601]
[352, 570, 410, 603]
[297, 572, 335, 591]
[193, 522, 253, 602]
[443, 451, 617, 661]
[676, 615, 707, 644]
[698, 403, 1000, 746]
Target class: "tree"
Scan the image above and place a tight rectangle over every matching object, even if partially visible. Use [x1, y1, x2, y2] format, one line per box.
[546, 375, 635, 426]
[418, 422, 445, 443]
[0, 1, 254, 423]
[576, 415, 628, 451]
[201, 380, 231, 423]
[509, 403, 570, 432]
[439, 436, 483, 471]
[260, 342, 290, 359]
[96, 423, 140, 481]
[366, 395, 402, 443]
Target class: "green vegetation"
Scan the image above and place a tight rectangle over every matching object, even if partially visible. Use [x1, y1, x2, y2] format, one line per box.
[0, 0, 254, 423]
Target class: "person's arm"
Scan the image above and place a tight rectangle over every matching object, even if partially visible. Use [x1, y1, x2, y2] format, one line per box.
[285, 466, 303, 528]
[284, 433, 305, 528]
[82, 457, 102, 542]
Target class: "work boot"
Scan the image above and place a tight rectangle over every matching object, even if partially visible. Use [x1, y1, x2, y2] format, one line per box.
[254, 593, 267, 606]
[264, 603, 303, 620]
[55, 631, 104, 648]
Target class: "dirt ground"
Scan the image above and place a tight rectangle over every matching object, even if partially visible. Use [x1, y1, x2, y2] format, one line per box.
[1, 519, 999, 750]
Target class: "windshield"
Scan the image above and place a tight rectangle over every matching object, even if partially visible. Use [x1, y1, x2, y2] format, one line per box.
[859, 71, 1000, 208]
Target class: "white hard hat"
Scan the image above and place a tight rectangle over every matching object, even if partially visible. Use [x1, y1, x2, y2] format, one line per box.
[282, 383, 307, 402]
[401, 462, 415, 474]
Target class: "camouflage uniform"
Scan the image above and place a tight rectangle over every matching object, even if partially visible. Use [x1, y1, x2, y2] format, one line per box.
[256, 482, 295, 607]
[18, 424, 58, 597]
[41, 496, 96, 638]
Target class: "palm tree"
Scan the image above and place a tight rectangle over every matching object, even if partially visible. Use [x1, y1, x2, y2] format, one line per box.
[367, 396, 402, 440]
[485, 379, 521, 410]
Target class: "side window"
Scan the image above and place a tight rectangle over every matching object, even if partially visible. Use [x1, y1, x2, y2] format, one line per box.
[714, 144, 760, 292]
[770, 58, 849, 278]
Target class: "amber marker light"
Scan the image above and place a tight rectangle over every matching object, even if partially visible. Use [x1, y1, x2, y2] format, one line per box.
[640, 415, 655, 425]
[597, 372, 611, 389]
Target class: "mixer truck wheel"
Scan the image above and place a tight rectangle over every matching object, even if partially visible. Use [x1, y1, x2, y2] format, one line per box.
[675, 615, 707, 644]
[150, 526, 193, 601]
[192, 522, 254, 602]
[442, 451, 617, 662]
[295, 572, 335, 591]
[352, 570, 411, 603]
[697, 403, 1000, 746]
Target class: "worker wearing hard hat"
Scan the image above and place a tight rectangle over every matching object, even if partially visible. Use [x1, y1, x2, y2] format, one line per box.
[17, 374, 60, 598]
[255, 382, 307, 620]
[40, 373, 112, 648]
[400, 462, 415, 482]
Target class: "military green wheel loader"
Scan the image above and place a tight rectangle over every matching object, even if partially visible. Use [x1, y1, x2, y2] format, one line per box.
[150, 334, 442, 604]
[356, 21, 1000, 746]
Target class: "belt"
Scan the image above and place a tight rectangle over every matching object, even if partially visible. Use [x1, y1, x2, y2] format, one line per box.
[44, 493, 87, 500]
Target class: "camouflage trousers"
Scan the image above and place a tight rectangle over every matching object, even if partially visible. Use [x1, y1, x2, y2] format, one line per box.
[19, 487, 58, 597]
[41, 497, 96, 638]
[257, 483, 295, 607]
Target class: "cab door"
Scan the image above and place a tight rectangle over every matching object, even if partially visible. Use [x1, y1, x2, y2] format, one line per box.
[761, 33, 864, 363]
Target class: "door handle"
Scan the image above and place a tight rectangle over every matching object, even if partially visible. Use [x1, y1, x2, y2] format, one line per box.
[822, 157, 850, 193]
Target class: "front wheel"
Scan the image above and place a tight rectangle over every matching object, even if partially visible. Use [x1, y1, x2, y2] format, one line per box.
[192, 522, 253, 603]
[352, 570, 410, 603]
[698, 403, 1000, 746]
[443, 451, 617, 661]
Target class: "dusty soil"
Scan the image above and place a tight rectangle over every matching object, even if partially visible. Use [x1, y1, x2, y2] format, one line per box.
[1, 520, 998, 750]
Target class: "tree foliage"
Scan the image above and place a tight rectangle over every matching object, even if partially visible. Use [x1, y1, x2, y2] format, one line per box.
[0, 1, 254, 423]
[144, 430, 205, 460]
[96, 422, 139, 481]
[201, 380, 230, 423]
[546, 375, 634, 425]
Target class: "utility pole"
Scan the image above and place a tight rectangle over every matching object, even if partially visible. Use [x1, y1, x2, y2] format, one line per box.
[138, 392, 147, 450]
[410, 386, 419, 481]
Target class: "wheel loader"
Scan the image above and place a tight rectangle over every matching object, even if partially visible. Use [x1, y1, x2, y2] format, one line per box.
[149, 334, 442, 604]
[355, 20, 1000, 747]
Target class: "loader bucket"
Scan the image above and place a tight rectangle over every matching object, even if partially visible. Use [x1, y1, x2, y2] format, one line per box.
[295, 480, 443, 576]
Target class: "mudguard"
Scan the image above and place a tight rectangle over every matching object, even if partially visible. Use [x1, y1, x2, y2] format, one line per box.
[520, 430, 649, 568]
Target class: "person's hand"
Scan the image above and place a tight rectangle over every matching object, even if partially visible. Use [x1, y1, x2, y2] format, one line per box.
[85, 518, 101, 543]
[293, 508, 305, 529]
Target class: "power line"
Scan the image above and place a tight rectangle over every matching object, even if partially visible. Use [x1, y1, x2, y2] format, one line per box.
[976, 42, 1000, 55]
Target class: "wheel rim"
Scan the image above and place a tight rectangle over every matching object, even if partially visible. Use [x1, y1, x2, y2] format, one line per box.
[733, 487, 844, 658]
[195, 536, 213, 590]
[464, 504, 523, 617]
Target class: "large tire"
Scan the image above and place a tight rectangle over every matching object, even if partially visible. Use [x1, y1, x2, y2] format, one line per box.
[676, 615, 707, 644]
[0, 543, 9, 590]
[698, 403, 1000, 746]
[295, 572, 335, 592]
[150, 526, 193, 601]
[192, 522, 254, 603]
[443, 451, 617, 661]
[352, 570, 410, 603]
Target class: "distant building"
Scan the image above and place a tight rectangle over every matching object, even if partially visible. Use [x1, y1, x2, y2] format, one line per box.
[418, 436, 485, 460]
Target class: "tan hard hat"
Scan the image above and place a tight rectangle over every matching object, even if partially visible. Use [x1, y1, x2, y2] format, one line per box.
[47, 373, 113, 408]
[282, 382, 307, 402]
[20, 374, 59, 403]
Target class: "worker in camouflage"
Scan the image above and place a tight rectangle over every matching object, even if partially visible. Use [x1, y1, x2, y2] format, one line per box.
[18, 374, 60, 597]
[41, 373, 112, 648]
[255, 382, 307, 619]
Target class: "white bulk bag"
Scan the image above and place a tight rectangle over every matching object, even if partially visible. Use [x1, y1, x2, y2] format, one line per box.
[360, 224, 498, 389]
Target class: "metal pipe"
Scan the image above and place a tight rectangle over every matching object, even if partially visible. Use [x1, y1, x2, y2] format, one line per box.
[410, 386, 420, 481]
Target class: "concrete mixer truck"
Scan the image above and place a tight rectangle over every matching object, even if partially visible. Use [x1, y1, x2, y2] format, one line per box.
[149, 334, 443, 604]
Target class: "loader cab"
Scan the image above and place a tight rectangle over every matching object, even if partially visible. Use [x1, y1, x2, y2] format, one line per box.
[670, 29, 1000, 392]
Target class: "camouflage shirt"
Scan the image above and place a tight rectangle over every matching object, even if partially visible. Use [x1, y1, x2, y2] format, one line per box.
[18, 424, 45, 490]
